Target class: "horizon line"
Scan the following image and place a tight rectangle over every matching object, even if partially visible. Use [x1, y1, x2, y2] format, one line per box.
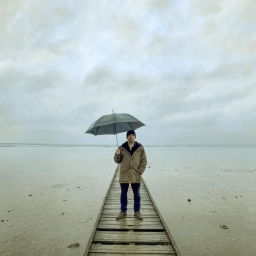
[0, 142, 256, 147]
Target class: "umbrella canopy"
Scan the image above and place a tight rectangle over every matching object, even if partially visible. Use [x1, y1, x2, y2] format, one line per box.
[85, 113, 145, 145]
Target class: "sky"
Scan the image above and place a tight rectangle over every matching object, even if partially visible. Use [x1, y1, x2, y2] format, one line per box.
[0, 0, 256, 145]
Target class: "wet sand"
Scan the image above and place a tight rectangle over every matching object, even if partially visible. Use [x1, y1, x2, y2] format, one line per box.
[0, 146, 115, 256]
[144, 146, 256, 256]
[1, 145, 256, 256]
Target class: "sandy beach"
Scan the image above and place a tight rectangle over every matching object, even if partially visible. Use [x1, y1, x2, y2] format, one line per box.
[0, 145, 256, 256]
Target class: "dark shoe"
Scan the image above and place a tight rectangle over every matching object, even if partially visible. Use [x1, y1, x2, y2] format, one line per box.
[116, 211, 127, 220]
[134, 212, 143, 220]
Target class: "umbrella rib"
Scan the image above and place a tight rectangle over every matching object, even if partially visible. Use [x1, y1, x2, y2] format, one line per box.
[127, 122, 134, 130]
[95, 125, 101, 136]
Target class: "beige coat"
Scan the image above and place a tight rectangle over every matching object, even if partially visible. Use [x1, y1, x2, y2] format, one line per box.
[114, 144, 147, 183]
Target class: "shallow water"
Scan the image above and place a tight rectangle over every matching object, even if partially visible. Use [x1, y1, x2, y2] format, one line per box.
[0, 145, 256, 256]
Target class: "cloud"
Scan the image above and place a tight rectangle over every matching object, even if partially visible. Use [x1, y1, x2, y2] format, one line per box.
[0, 0, 256, 144]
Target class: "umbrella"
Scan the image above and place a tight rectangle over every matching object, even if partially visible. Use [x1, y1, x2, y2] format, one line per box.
[85, 112, 145, 146]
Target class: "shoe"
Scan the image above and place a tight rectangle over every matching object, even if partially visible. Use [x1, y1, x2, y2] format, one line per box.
[116, 211, 127, 220]
[134, 212, 143, 220]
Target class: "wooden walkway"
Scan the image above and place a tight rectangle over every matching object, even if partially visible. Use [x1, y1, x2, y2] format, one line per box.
[84, 167, 181, 256]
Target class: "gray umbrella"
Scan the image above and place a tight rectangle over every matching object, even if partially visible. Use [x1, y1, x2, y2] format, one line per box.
[85, 112, 145, 146]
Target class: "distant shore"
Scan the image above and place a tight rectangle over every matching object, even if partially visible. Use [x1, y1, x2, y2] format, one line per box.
[1, 142, 256, 147]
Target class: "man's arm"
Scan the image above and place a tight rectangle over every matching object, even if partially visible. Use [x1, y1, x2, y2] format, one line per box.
[138, 147, 147, 174]
[114, 148, 122, 163]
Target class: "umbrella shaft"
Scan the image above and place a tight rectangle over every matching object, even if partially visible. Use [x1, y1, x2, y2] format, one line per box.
[115, 134, 118, 146]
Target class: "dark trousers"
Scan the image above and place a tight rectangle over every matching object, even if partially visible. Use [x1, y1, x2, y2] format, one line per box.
[120, 183, 141, 212]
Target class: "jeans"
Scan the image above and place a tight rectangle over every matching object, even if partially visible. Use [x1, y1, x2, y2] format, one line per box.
[120, 183, 141, 212]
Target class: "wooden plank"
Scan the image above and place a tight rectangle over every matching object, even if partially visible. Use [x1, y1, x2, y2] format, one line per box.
[106, 197, 151, 200]
[98, 218, 162, 224]
[99, 217, 162, 223]
[89, 244, 175, 254]
[103, 204, 155, 210]
[108, 190, 149, 193]
[108, 192, 149, 195]
[98, 219, 164, 230]
[104, 203, 153, 207]
[105, 199, 152, 204]
[111, 186, 147, 190]
[107, 196, 151, 201]
[107, 194, 150, 198]
[101, 209, 158, 217]
[103, 203, 157, 211]
[97, 224, 164, 230]
[108, 190, 148, 194]
[94, 231, 170, 244]
[104, 201, 154, 205]
[100, 216, 160, 221]
[98, 219, 162, 223]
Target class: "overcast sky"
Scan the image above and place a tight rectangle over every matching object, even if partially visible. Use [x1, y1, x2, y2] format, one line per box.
[0, 0, 255, 145]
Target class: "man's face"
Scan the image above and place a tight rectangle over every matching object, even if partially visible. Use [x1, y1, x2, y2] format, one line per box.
[127, 134, 136, 143]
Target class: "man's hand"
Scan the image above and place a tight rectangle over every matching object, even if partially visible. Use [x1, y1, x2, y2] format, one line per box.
[115, 148, 121, 155]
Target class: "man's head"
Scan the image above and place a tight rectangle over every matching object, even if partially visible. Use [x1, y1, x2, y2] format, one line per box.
[126, 130, 136, 144]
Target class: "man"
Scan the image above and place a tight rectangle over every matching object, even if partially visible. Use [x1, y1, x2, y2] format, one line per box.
[114, 130, 147, 220]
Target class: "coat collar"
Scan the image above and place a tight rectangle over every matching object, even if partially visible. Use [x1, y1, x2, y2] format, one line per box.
[121, 141, 142, 156]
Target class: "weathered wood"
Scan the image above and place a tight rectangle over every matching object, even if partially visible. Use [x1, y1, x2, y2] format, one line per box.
[98, 218, 162, 224]
[98, 219, 164, 230]
[101, 209, 159, 217]
[103, 204, 155, 209]
[94, 231, 170, 243]
[89, 244, 176, 254]
[83, 166, 181, 256]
